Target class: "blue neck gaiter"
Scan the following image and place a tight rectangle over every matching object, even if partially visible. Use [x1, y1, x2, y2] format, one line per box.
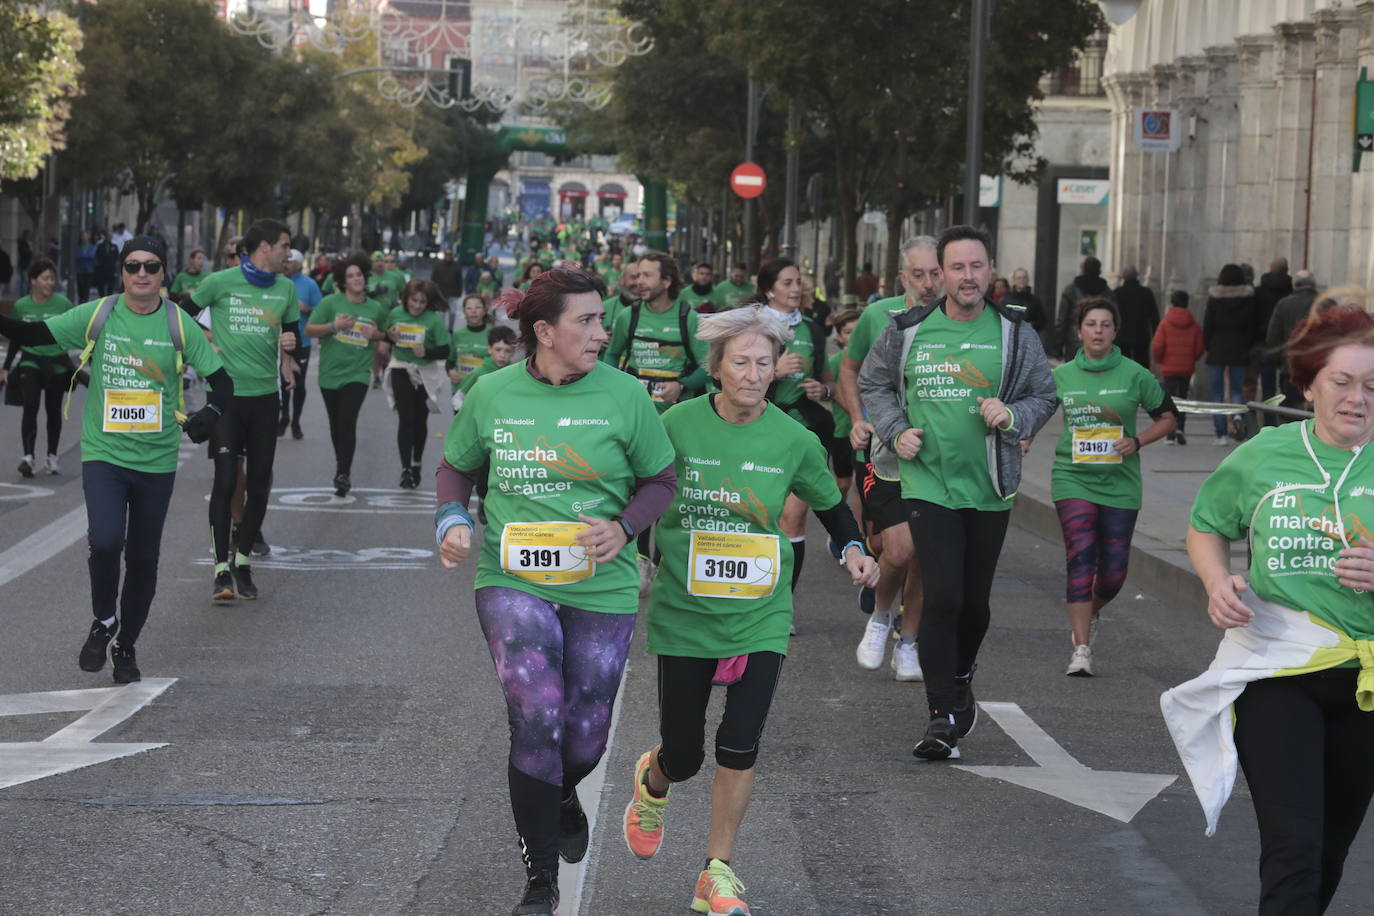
[239, 254, 277, 288]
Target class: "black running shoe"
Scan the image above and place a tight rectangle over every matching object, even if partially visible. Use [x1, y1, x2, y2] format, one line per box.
[913, 712, 959, 761]
[250, 531, 271, 557]
[111, 642, 141, 684]
[511, 867, 559, 916]
[291, 424, 304, 440]
[18, 455, 34, 478]
[277, 417, 289, 437]
[559, 790, 590, 864]
[79, 619, 118, 672]
[951, 669, 978, 739]
[231, 563, 259, 600]
[333, 473, 351, 498]
[212, 570, 236, 601]
[399, 466, 415, 489]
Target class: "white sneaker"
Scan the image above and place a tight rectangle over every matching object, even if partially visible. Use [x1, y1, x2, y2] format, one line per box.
[891, 640, 923, 681]
[1066, 645, 1094, 677]
[637, 555, 657, 597]
[17, 454, 34, 478]
[45, 454, 59, 475]
[855, 614, 891, 669]
[1214, 435, 1232, 447]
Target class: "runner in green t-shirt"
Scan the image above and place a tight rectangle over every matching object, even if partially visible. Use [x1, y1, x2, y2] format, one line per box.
[605, 254, 708, 412]
[1, 258, 76, 475]
[455, 325, 517, 397]
[186, 219, 301, 603]
[384, 277, 452, 489]
[305, 251, 389, 498]
[433, 268, 676, 914]
[169, 248, 208, 296]
[601, 260, 640, 336]
[711, 263, 755, 310]
[858, 226, 1057, 761]
[447, 294, 492, 388]
[1178, 307, 1374, 910]
[0, 235, 231, 685]
[621, 308, 876, 915]
[840, 237, 944, 679]
[1045, 298, 1177, 676]
[826, 309, 862, 501]
[676, 262, 718, 312]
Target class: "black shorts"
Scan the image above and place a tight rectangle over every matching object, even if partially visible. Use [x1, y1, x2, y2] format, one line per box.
[826, 437, 854, 479]
[859, 462, 905, 533]
[207, 392, 279, 460]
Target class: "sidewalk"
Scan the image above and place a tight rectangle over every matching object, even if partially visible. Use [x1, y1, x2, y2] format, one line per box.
[1011, 407, 1250, 610]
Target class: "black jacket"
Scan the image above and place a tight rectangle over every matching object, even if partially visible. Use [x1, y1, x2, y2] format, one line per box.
[1113, 279, 1159, 349]
[1265, 287, 1320, 360]
[1056, 275, 1111, 357]
[1203, 284, 1258, 366]
[1254, 271, 1293, 336]
[1002, 286, 1045, 332]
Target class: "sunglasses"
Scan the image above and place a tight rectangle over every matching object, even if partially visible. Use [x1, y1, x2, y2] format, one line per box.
[123, 260, 163, 275]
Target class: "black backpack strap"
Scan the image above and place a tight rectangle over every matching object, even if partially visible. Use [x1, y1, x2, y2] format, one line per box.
[678, 302, 698, 376]
[618, 303, 642, 372]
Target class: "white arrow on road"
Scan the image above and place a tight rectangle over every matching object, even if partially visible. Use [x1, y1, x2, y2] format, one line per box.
[954, 701, 1176, 823]
[0, 678, 176, 790]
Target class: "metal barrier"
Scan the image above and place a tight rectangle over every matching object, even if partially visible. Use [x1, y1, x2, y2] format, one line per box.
[1239, 399, 1313, 440]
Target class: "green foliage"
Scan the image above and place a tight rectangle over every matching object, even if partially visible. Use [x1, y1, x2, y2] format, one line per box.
[0, 6, 82, 181]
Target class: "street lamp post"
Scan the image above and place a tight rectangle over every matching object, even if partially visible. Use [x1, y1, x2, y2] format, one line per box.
[962, 0, 989, 227]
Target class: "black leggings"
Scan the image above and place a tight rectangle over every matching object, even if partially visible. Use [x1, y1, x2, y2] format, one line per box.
[280, 350, 310, 427]
[82, 461, 176, 646]
[320, 382, 368, 476]
[209, 394, 280, 565]
[907, 500, 1010, 710]
[657, 651, 784, 780]
[1162, 375, 1191, 433]
[1234, 669, 1374, 914]
[18, 367, 67, 457]
[390, 367, 430, 468]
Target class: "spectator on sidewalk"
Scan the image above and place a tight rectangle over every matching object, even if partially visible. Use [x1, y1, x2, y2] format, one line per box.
[1203, 264, 1258, 446]
[17, 230, 32, 295]
[0, 245, 12, 296]
[854, 261, 879, 303]
[93, 230, 119, 297]
[1265, 270, 1321, 411]
[1003, 268, 1046, 335]
[1152, 290, 1205, 444]
[1255, 258, 1293, 417]
[1113, 266, 1159, 368]
[1056, 256, 1111, 358]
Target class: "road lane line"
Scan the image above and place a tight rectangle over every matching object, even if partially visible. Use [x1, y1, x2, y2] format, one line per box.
[0, 504, 87, 589]
[42, 678, 177, 744]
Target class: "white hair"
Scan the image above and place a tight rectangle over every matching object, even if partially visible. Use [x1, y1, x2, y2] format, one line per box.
[696, 306, 794, 376]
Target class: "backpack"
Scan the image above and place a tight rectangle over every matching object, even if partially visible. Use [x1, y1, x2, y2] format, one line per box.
[617, 300, 699, 378]
[65, 295, 187, 419]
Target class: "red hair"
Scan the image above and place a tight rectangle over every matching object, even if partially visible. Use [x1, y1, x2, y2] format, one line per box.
[1287, 302, 1374, 390]
[497, 268, 606, 351]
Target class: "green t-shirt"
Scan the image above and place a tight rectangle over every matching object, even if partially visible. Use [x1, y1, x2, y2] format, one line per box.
[321, 273, 337, 294]
[1050, 349, 1164, 510]
[458, 356, 500, 394]
[900, 306, 1005, 510]
[602, 293, 634, 334]
[647, 396, 841, 658]
[12, 294, 75, 361]
[770, 311, 821, 410]
[449, 324, 490, 378]
[310, 294, 388, 389]
[847, 296, 908, 366]
[477, 280, 500, 300]
[169, 271, 206, 296]
[378, 270, 407, 306]
[1191, 421, 1374, 640]
[712, 280, 755, 311]
[190, 267, 300, 397]
[606, 303, 710, 412]
[828, 349, 852, 440]
[677, 287, 715, 311]
[443, 362, 675, 612]
[385, 306, 451, 366]
[46, 298, 222, 473]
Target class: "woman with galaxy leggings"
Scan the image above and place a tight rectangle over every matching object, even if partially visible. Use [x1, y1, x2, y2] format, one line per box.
[435, 268, 676, 916]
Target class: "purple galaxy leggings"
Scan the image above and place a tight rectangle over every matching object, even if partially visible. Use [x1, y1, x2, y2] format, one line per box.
[1054, 498, 1139, 604]
[474, 585, 638, 788]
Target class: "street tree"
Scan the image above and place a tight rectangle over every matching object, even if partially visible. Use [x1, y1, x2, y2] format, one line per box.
[0, 5, 82, 182]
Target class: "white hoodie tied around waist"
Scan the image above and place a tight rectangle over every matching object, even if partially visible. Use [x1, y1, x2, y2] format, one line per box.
[384, 355, 448, 415]
[1160, 591, 1374, 836]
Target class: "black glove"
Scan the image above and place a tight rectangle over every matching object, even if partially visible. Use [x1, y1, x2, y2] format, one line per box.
[181, 404, 222, 444]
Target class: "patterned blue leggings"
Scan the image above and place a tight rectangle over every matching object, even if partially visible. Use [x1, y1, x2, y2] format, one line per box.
[1054, 499, 1139, 605]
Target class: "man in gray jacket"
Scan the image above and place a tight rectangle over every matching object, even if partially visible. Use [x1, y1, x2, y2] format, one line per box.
[858, 225, 1057, 761]
[1265, 269, 1320, 411]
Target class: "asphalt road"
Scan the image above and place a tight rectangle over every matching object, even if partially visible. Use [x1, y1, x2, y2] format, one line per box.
[0, 365, 1371, 915]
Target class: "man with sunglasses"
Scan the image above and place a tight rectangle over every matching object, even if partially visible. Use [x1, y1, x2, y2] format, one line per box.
[182, 218, 299, 602]
[0, 236, 232, 682]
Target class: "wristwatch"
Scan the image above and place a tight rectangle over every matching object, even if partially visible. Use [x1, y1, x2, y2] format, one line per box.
[612, 514, 634, 540]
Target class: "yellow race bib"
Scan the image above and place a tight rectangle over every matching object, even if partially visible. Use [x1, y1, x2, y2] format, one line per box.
[103, 389, 162, 434]
[500, 522, 595, 584]
[637, 367, 677, 403]
[457, 354, 484, 377]
[393, 322, 426, 347]
[335, 323, 371, 348]
[687, 530, 780, 599]
[1071, 425, 1124, 464]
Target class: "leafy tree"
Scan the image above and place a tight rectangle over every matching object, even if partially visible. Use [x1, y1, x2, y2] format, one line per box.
[0, 5, 82, 182]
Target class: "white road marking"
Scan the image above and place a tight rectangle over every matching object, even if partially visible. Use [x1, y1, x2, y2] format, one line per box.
[954, 701, 1176, 823]
[0, 483, 54, 501]
[0, 678, 176, 790]
[0, 504, 86, 589]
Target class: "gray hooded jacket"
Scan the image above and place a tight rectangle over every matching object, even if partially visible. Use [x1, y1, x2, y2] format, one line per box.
[857, 296, 1058, 501]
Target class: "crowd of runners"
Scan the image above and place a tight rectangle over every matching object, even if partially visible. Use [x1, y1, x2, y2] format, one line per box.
[2, 217, 1373, 916]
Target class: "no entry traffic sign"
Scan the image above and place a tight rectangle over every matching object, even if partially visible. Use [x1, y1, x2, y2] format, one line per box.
[730, 162, 767, 199]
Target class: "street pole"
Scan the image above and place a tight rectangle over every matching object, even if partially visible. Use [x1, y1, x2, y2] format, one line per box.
[743, 77, 758, 270]
[782, 102, 800, 261]
[962, 0, 988, 226]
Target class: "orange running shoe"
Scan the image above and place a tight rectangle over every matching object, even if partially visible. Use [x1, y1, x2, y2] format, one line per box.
[622, 750, 669, 859]
[691, 859, 750, 916]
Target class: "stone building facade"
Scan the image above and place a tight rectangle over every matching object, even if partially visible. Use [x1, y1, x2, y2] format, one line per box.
[1103, 0, 1374, 296]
